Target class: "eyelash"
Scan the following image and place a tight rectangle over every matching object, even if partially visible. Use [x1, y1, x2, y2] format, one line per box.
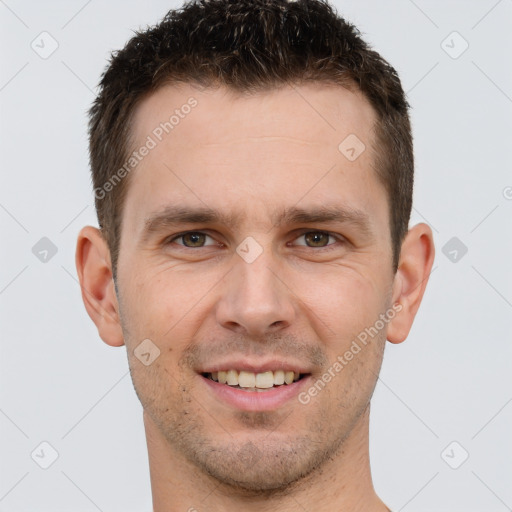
[167, 230, 345, 250]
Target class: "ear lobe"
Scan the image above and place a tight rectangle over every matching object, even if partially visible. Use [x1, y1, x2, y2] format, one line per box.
[75, 226, 125, 347]
[387, 223, 435, 344]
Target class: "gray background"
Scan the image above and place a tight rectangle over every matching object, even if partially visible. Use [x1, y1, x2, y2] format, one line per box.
[1, 0, 511, 510]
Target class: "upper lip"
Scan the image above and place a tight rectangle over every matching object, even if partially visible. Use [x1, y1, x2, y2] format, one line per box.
[198, 359, 312, 375]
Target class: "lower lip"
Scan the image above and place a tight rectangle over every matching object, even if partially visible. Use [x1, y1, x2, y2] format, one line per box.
[200, 374, 311, 411]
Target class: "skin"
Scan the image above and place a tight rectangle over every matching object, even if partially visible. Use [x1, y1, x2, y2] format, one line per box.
[76, 82, 435, 512]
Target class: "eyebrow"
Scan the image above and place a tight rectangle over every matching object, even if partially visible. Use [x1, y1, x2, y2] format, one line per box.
[140, 204, 373, 243]
[141, 206, 243, 243]
[271, 205, 372, 236]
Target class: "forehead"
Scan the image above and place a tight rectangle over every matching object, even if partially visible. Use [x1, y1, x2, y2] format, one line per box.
[132, 82, 376, 152]
[124, 82, 385, 233]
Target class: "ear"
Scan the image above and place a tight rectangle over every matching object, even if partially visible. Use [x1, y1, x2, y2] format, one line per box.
[387, 222, 435, 344]
[75, 226, 125, 347]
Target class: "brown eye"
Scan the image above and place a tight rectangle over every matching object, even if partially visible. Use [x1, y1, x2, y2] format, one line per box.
[171, 232, 215, 248]
[304, 232, 331, 247]
[182, 233, 205, 247]
[292, 231, 338, 248]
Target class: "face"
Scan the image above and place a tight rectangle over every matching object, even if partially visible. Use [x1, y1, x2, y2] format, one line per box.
[115, 83, 397, 492]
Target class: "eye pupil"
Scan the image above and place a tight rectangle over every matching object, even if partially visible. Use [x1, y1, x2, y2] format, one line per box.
[305, 232, 329, 247]
[183, 232, 205, 247]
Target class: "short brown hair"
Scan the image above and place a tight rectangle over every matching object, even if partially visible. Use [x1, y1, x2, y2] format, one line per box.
[89, 0, 413, 279]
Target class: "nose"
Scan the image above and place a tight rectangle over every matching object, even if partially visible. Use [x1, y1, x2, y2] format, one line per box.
[215, 251, 296, 338]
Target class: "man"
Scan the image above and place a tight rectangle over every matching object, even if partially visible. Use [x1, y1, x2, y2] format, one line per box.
[75, 0, 435, 510]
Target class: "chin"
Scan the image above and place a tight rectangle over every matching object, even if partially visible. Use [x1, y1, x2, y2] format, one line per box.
[183, 435, 335, 497]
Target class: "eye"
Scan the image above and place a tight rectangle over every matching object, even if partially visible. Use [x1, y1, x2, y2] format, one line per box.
[169, 231, 217, 248]
[167, 230, 342, 250]
[291, 231, 340, 248]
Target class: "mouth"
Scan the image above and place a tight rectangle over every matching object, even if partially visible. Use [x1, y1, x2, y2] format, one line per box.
[201, 370, 308, 392]
[199, 368, 311, 411]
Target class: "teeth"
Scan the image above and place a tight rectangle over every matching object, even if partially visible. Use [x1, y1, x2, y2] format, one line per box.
[207, 370, 302, 388]
[255, 371, 274, 388]
[238, 371, 256, 388]
[226, 369, 238, 386]
[273, 370, 285, 385]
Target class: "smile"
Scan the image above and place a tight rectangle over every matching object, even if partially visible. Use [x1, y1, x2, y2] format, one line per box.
[199, 369, 311, 411]
[203, 370, 305, 391]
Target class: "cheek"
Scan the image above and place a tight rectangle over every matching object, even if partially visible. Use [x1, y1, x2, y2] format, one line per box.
[120, 264, 218, 361]
[295, 267, 387, 342]
[124, 266, 189, 330]
[128, 354, 186, 430]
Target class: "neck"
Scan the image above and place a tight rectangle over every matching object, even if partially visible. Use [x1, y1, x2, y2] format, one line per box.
[145, 405, 389, 512]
